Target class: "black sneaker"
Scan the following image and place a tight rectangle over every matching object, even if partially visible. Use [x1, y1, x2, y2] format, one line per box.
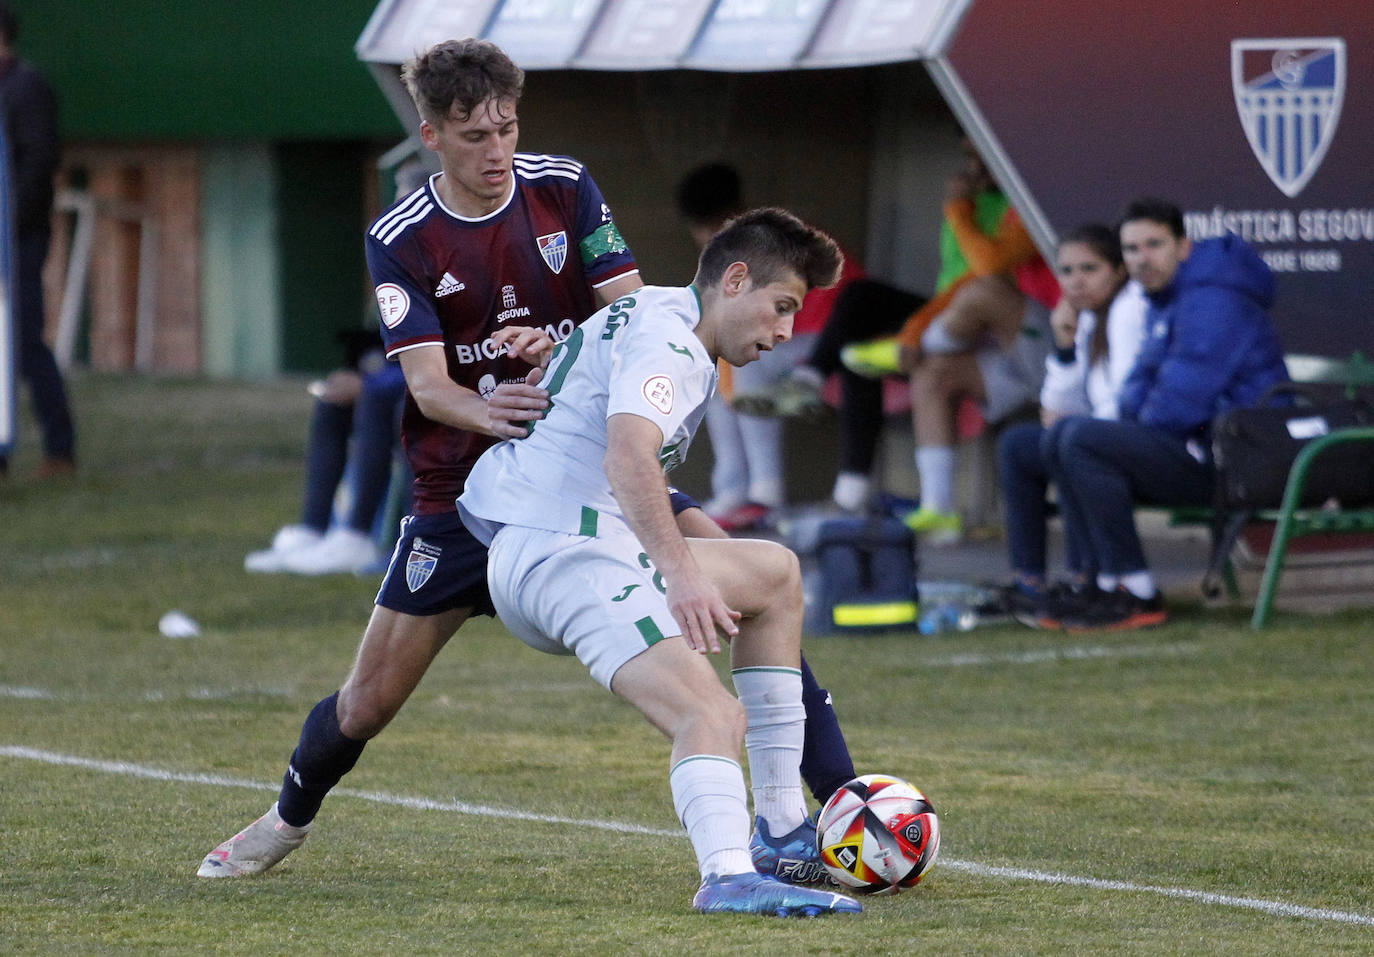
[993, 583, 1047, 627]
[995, 581, 1098, 629]
[1057, 586, 1168, 633]
[1032, 582, 1103, 630]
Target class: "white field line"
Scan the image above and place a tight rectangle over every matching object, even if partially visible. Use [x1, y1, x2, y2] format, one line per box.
[0, 643, 1199, 706]
[0, 685, 294, 702]
[3, 745, 1371, 928]
[919, 641, 1201, 668]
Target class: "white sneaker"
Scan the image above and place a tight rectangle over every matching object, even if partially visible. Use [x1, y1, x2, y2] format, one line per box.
[281, 527, 380, 576]
[197, 803, 311, 878]
[243, 525, 323, 573]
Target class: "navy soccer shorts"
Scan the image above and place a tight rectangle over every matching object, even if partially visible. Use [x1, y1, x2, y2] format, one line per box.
[375, 512, 497, 618]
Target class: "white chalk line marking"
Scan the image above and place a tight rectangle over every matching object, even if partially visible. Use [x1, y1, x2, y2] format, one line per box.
[1, 685, 295, 702]
[1, 644, 1199, 708]
[3, 745, 1370, 927]
[919, 641, 1200, 668]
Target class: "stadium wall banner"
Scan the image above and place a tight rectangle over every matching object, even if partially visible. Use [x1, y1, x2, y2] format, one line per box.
[0, 120, 15, 459]
[932, 0, 1373, 359]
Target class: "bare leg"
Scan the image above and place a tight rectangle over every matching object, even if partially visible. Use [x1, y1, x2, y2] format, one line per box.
[936, 275, 1027, 350]
[910, 352, 986, 447]
[336, 605, 470, 738]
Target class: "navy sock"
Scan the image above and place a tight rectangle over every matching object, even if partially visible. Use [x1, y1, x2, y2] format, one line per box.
[798, 656, 857, 805]
[276, 692, 366, 827]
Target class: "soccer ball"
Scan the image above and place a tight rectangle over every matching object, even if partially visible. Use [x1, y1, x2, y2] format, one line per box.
[815, 773, 940, 895]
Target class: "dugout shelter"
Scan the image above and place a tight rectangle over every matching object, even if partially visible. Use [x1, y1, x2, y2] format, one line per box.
[358, 0, 1373, 360]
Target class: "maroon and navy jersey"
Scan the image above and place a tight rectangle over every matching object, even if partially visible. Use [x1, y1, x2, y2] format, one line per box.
[365, 153, 639, 514]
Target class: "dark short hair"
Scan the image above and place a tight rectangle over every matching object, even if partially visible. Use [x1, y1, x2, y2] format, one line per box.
[1119, 198, 1185, 239]
[696, 207, 842, 294]
[402, 38, 525, 127]
[0, 3, 18, 45]
[675, 163, 743, 226]
[1059, 223, 1122, 267]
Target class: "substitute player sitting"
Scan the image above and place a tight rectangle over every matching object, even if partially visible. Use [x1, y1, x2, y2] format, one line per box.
[457, 209, 861, 918]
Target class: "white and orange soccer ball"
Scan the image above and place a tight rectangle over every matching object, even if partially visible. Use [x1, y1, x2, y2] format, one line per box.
[815, 773, 940, 895]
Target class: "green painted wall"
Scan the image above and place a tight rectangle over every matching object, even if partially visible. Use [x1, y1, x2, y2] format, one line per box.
[201, 145, 280, 379]
[275, 141, 372, 373]
[12, 0, 396, 140]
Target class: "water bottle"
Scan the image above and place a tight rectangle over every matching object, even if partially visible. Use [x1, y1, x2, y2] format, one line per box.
[916, 582, 984, 635]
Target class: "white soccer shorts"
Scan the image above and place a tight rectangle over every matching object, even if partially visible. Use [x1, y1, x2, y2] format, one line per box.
[485, 523, 683, 690]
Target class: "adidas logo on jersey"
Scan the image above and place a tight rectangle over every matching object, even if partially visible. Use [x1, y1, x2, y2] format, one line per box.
[435, 272, 466, 298]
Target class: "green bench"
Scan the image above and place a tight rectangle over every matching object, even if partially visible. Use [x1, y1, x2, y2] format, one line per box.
[1167, 351, 1374, 627]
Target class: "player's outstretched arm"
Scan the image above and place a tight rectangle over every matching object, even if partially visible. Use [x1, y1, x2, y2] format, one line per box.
[606, 413, 740, 653]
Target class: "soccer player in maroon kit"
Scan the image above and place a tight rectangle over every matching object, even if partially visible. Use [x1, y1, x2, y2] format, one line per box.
[198, 38, 853, 885]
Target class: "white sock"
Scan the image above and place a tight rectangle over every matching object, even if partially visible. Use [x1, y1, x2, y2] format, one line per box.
[670, 755, 754, 880]
[1120, 571, 1157, 599]
[920, 319, 969, 355]
[1096, 573, 1119, 592]
[915, 445, 957, 514]
[832, 472, 870, 512]
[732, 667, 807, 837]
[747, 478, 784, 509]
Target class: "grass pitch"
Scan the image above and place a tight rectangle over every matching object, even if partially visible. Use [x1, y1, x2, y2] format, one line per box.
[1, 373, 1372, 955]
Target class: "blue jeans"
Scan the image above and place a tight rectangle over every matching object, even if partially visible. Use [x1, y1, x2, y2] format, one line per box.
[301, 361, 409, 534]
[997, 420, 1095, 579]
[1053, 417, 1213, 575]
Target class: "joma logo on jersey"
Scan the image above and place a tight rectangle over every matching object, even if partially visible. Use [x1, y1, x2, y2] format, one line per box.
[452, 318, 576, 364]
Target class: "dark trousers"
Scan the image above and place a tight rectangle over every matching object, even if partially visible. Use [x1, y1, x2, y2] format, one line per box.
[16, 229, 75, 460]
[807, 278, 925, 476]
[301, 363, 408, 535]
[997, 419, 1094, 579]
[1053, 417, 1213, 575]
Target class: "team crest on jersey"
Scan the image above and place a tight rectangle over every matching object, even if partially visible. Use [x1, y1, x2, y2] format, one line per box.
[642, 375, 674, 415]
[405, 539, 442, 592]
[537, 231, 569, 274]
[1232, 38, 1345, 198]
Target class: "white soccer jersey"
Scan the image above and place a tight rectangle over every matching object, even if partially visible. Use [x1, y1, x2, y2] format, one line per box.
[458, 285, 716, 544]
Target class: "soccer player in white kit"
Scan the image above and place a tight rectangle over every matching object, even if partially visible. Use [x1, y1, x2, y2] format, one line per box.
[458, 208, 862, 917]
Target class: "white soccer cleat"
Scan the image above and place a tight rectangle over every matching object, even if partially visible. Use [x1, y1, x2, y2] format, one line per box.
[196, 803, 311, 878]
[243, 525, 323, 573]
[280, 527, 380, 576]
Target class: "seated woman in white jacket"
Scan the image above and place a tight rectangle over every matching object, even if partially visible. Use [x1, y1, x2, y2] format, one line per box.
[994, 223, 1146, 625]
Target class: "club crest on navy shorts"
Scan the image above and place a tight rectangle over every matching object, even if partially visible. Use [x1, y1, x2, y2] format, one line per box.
[406, 538, 442, 592]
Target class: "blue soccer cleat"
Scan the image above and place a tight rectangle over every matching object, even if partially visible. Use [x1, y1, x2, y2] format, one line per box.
[750, 814, 831, 885]
[691, 872, 862, 917]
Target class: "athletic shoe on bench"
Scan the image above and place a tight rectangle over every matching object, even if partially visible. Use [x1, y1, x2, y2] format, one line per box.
[733, 366, 825, 418]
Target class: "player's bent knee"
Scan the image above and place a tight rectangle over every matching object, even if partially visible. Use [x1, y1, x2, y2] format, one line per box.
[334, 688, 402, 740]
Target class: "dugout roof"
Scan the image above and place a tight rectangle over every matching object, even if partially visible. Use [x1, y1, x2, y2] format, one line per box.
[355, 0, 973, 73]
[357, 0, 1373, 358]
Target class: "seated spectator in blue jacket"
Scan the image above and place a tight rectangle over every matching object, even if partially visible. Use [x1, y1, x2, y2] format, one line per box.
[1047, 198, 1288, 631]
